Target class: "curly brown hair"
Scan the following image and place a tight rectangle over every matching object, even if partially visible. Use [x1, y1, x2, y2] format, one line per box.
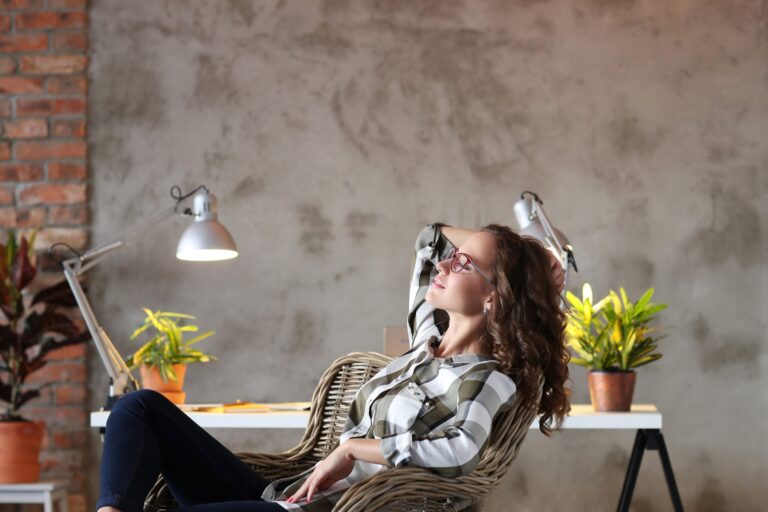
[477, 223, 572, 436]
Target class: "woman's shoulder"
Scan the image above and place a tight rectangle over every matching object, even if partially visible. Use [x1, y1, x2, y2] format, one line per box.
[459, 364, 518, 402]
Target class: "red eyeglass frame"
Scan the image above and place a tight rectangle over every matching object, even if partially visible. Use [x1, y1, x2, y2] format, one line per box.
[445, 247, 493, 284]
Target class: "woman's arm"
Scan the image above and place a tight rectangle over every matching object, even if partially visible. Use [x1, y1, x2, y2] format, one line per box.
[440, 225, 480, 249]
[341, 438, 388, 465]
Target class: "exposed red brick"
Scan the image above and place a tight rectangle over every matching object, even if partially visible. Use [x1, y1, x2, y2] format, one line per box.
[19, 54, 87, 74]
[0, 0, 44, 9]
[51, 118, 85, 137]
[47, 161, 85, 179]
[0, 33, 47, 53]
[38, 447, 85, 471]
[16, 97, 85, 115]
[0, 76, 45, 94]
[0, 186, 12, 204]
[0, 0, 90, 497]
[45, 342, 86, 360]
[30, 226, 88, 250]
[0, 162, 43, 181]
[25, 362, 86, 384]
[49, 0, 85, 8]
[0, 55, 14, 73]
[67, 494, 86, 512]
[15, 140, 86, 160]
[48, 204, 88, 224]
[16, 11, 86, 30]
[52, 31, 86, 52]
[51, 428, 87, 449]
[54, 383, 86, 404]
[0, 97, 10, 117]
[17, 182, 85, 204]
[2, 117, 47, 138]
[46, 74, 86, 94]
[0, 206, 46, 227]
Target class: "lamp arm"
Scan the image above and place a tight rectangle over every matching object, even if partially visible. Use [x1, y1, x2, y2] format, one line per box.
[58, 201, 192, 410]
[530, 200, 566, 262]
[529, 199, 573, 310]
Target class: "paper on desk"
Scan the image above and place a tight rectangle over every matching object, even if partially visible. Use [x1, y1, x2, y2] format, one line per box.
[177, 401, 312, 413]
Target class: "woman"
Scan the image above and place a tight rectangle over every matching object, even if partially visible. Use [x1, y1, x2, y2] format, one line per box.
[96, 222, 570, 512]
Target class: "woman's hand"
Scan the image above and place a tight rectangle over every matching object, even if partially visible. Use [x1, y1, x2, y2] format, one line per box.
[286, 444, 356, 504]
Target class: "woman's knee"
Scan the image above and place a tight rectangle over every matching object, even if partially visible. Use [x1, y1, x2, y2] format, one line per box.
[110, 388, 166, 416]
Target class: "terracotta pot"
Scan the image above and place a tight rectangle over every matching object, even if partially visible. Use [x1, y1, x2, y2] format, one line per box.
[139, 363, 187, 404]
[588, 370, 636, 411]
[0, 420, 45, 483]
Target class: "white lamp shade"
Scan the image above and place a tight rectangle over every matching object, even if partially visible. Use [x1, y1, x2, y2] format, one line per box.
[176, 220, 238, 261]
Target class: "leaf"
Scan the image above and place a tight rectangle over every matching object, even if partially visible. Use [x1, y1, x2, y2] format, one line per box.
[565, 290, 583, 311]
[156, 312, 197, 320]
[12, 235, 36, 292]
[634, 287, 654, 312]
[630, 354, 662, 368]
[30, 278, 85, 308]
[183, 331, 214, 347]
[143, 308, 165, 332]
[619, 287, 630, 309]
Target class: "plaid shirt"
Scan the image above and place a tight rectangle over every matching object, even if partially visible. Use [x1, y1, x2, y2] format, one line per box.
[261, 222, 518, 510]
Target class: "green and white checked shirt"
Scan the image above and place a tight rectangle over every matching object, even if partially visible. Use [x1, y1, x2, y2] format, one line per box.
[260, 222, 518, 511]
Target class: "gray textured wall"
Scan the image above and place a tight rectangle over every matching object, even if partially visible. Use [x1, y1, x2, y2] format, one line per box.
[86, 1, 768, 510]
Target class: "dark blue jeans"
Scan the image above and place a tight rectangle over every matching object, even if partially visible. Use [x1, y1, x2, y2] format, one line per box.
[96, 388, 285, 512]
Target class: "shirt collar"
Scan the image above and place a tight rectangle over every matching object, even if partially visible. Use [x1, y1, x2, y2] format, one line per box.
[422, 335, 497, 367]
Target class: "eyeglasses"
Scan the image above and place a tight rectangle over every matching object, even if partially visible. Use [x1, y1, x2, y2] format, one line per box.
[444, 247, 493, 284]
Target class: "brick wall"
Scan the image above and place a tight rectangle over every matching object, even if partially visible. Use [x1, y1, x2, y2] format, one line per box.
[0, 0, 88, 511]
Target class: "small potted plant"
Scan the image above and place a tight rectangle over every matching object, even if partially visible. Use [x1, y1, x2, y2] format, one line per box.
[565, 283, 667, 411]
[123, 308, 217, 404]
[0, 230, 91, 482]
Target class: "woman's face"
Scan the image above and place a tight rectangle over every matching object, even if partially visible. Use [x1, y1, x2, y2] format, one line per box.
[425, 231, 496, 316]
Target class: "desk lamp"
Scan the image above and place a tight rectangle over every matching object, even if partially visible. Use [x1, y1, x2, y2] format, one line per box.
[512, 190, 577, 308]
[54, 184, 238, 410]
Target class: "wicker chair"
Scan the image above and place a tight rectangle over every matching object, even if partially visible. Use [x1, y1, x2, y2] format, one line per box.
[143, 351, 544, 512]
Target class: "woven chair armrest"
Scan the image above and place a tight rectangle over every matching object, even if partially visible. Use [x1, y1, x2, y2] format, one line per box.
[332, 466, 481, 512]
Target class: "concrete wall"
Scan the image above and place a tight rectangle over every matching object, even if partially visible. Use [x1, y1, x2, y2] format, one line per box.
[86, 1, 768, 510]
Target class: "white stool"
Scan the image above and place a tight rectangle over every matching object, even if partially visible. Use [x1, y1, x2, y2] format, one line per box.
[0, 479, 69, 512]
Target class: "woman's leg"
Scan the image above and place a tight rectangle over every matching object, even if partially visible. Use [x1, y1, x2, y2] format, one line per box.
[96, 388, 274, 512]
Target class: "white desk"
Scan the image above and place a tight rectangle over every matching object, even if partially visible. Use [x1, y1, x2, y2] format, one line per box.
[90, 403, 661, 430]
[90, 409, 310, 429]
[90, 403, 682, 512]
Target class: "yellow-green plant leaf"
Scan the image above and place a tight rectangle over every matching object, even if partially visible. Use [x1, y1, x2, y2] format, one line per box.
[143, 308, 165, 331]
[157, 311, 197, 320]
[184, 330, 214, 346]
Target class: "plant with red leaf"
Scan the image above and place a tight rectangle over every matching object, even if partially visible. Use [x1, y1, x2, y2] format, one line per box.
[0, 230, 91, 422]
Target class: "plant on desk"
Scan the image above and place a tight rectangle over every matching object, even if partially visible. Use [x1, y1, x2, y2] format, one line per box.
[0, 230, 91, 483]
[124, 308, 217, 404]
[565, 283, 667, 411]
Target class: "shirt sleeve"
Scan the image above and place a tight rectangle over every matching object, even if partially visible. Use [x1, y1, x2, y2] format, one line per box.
[379, 369, 518, 478]
[407, 222, 456, 350]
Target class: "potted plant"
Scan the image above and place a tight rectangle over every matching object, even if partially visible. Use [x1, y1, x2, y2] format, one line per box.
[123, 308, 216, 404]
[565, 283, 667, 411]
[0, 230, 91, 482]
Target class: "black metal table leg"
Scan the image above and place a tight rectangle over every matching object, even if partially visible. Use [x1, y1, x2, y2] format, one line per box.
[617, 429, 684, 512]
